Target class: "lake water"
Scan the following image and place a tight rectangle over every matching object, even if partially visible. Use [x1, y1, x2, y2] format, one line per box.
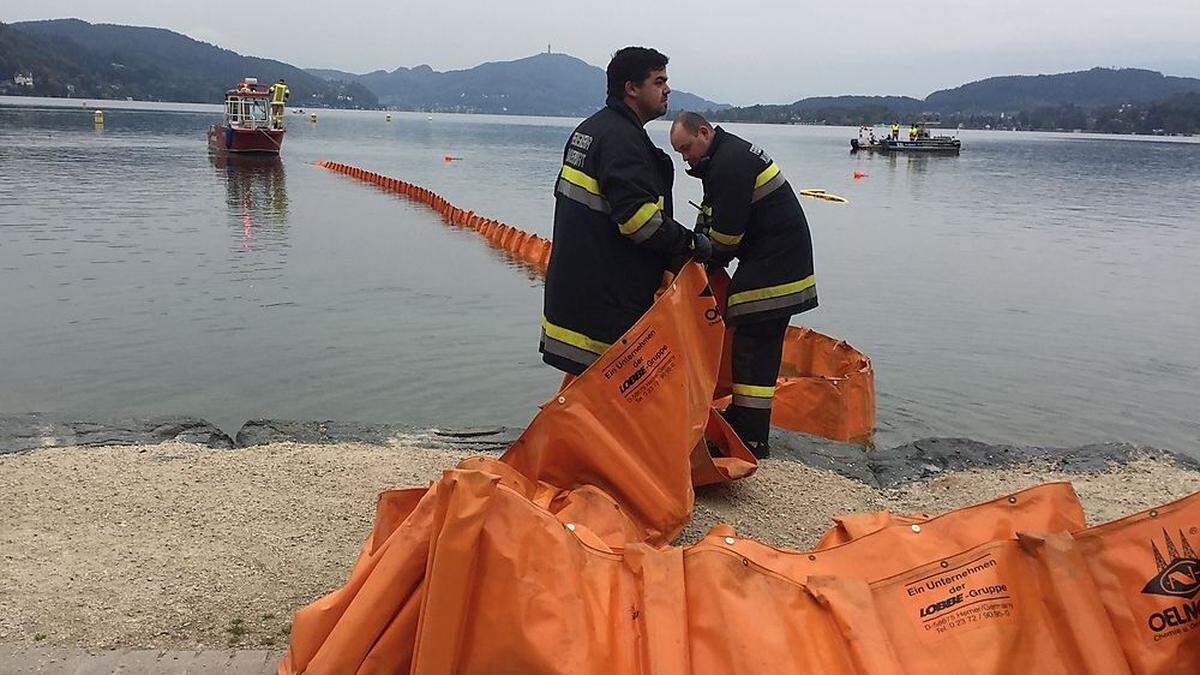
[1, 96, 1197, 454]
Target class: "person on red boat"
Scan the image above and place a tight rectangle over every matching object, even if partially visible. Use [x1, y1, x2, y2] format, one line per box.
[670, 111, 818, 458]
[269, 80, 290, 129]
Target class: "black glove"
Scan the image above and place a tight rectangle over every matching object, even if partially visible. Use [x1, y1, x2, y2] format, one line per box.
[705, 258, 729, 274]
[694, 210, 711, 237]
[688, 231, 713, 263]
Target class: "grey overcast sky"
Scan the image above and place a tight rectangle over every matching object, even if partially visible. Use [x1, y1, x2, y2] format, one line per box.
[5, 1, 1199, 105]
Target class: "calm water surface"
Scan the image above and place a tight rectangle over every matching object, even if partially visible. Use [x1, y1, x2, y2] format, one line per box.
[1, 97, 1197, 453]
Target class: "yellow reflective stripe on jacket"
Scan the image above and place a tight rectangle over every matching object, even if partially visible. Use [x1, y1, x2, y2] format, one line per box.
[751, 161, 786, 202]
[754, 162, 781, 189]
[728, 275, 815, 307]
[541, 317, 611, 355]
[557, 173, 610, 214]
[709, 229, 743, 247]
[618, 197, 664, 236]
[560, 165, 602, 196]
[732, 383, 775, 398]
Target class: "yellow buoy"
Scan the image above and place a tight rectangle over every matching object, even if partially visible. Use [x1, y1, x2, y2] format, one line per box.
[93, 110, 104, 127]
[310, 112, 318, 123]
[386, 114, 392, 122]
[799, 188, 848, 204]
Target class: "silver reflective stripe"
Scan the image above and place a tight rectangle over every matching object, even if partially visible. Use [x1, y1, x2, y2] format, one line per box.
[732, 394, 773, 409]
[725, 285, 817, 319]
[751, 173, 786, 203]
[627, 211, 663, 244]
[556, 178, 611, 214]
[540, 329, 601, 368]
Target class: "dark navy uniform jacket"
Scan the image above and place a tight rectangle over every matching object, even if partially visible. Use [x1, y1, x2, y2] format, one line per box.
[541, 97, 691, 374]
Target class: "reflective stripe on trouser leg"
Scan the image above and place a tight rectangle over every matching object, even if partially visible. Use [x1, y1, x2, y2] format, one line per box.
[726, 317, 790, 445]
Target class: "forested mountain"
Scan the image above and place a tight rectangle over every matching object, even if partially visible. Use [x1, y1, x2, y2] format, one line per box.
[708, 68, 1200, 133]
[0, 19, 377, 107]
[924, 68, 1200, 112]
[6, 20, 1196, 133]
[308, 52, 727, 116]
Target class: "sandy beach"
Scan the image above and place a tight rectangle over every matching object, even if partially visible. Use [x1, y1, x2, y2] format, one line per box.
[2, 439, 1197, 652]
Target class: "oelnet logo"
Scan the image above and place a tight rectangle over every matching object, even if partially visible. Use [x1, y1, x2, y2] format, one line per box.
[1142, 528, 1200, 599]
[1141, 528, 1200, 635]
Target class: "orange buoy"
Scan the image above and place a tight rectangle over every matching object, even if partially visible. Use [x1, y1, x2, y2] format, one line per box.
[853, 171, 868, 179]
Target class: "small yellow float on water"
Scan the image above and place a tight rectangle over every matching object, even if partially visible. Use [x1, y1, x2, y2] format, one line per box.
[799, 188, 848, 204]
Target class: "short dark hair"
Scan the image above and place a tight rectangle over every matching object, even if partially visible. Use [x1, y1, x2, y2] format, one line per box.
[606, 47, 668, 98]
[673, 111, 712, 134]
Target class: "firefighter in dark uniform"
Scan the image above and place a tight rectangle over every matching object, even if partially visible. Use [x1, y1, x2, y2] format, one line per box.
[541, 47, 712, 375]
[670, 111, 818, 457]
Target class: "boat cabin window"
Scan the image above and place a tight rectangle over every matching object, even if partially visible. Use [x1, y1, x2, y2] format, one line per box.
[225, 96, 270, 127]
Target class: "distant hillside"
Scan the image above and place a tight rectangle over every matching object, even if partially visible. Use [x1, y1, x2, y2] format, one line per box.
[307, 53, 728, 117]
[305, 68, 366, 82]
[714, 95, 924, 125]
[710, 67, 1200, 132]
[925, 68, 1200, 113]
[0, 22, 90, 90]
[955, 91, 1200, 135]
[789, 95, 924, 113]
[0, 19, 377, 107]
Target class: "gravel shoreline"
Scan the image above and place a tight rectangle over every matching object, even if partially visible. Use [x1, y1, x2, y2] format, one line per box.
[2, 440, 1197, 650]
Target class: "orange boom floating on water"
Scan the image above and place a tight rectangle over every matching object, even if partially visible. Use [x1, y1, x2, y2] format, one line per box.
[314, 160, 875, 443]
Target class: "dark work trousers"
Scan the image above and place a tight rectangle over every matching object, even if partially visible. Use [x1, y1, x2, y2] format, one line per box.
[724, 317, 790, 458]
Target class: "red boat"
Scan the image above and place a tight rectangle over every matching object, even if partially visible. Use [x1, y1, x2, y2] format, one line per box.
[207, 78, 285, 154]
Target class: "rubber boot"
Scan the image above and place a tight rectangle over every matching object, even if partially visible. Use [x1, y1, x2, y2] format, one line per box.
[722, 405, 771, 459]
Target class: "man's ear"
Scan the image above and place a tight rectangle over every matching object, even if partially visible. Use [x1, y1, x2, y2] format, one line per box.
[624, 80, 639, 99]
